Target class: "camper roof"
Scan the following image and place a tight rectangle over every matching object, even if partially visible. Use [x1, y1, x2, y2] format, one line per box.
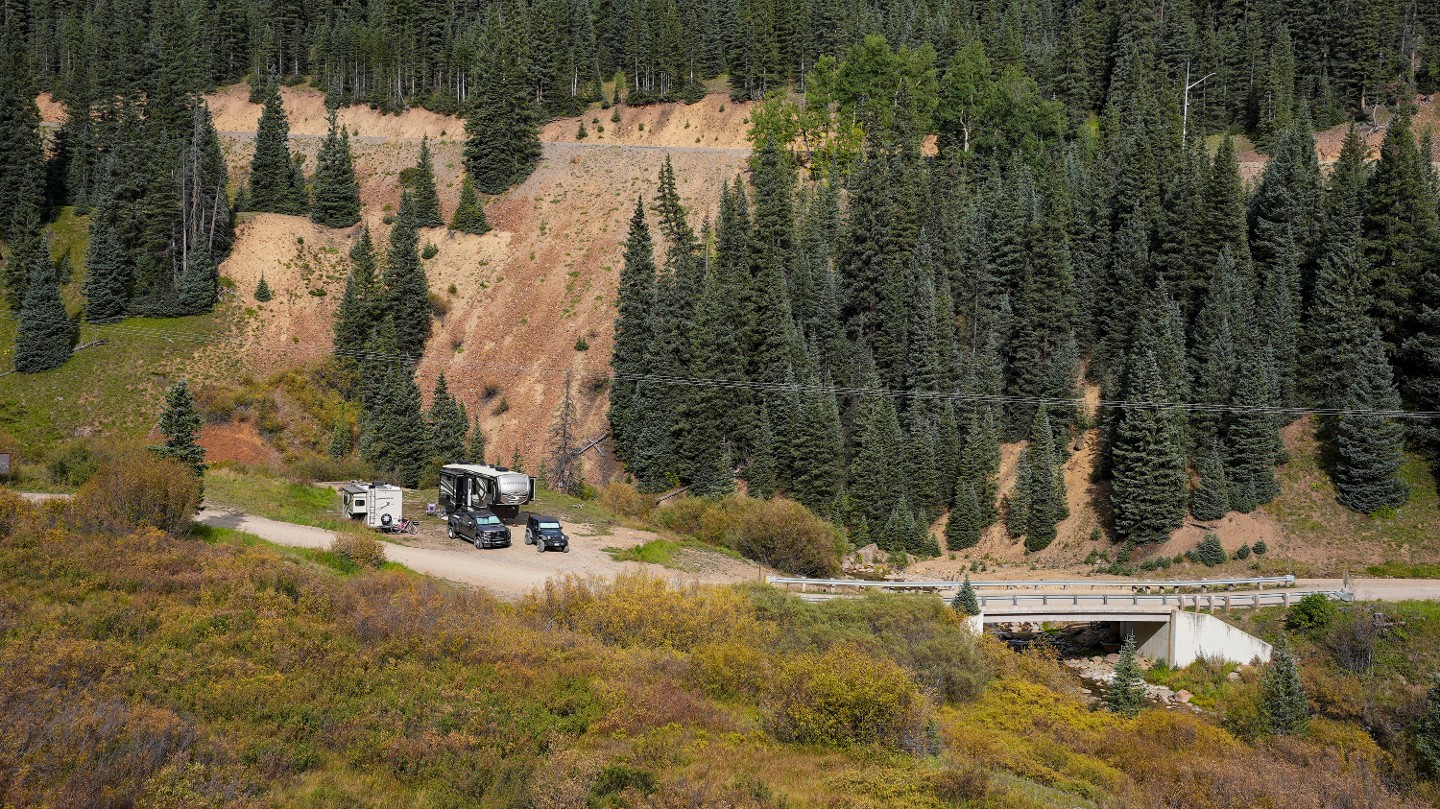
[340, 483, 369, 494]
[441, 463, 527, 478]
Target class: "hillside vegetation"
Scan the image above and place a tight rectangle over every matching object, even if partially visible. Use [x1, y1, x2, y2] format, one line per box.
[1, 489, 1434, 809]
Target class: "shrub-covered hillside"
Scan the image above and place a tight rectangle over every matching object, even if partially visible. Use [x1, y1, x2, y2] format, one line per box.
[0, 490, 1433, 808]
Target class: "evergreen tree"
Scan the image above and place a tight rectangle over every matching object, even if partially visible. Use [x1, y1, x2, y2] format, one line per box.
[849, 386, 906, 531]
[945, 478, 985, 550]
[953, 574, 980, 616]
[1334, 331, 1409, 514]
[383, 194, 432, 359]
[176, 244, 218, 314]
[246, 82, 307, 214]
[428, 373, 468, 464]
[880, 497, 917, 556]
[14, 235, 77, 373]
[1106, 633, 1146, 718]
[1017, 407, 1066, 552]
[609, 197, 656, 464]
[3, 203, 42, 311]
[254, 275, 272, 302]
[464, 27, 541, 194]
[788, 377, 844, 514]
[311, 111, 361, 228]
[1191, 439, 1230, 521]
[334, 227, 379, 352]
[467, 418, 487, 464]
[450, 175, 490, 235]
[1364, 110, 1440, 358]
[747, 403, 779, 499]
[0, 31, 44, 245]
[82, 188, 130, 322]
[409, 136, 444, 228]
[1225, 341, 1283, 513]
[1262, 634, 1310, 735]
[1110, 346, 1189, 542]
[150, 379, 206, 478]
[1410, 270, 1440, 471]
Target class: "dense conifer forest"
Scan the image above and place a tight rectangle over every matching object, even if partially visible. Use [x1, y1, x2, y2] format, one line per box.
[1, 0, 1439, 553]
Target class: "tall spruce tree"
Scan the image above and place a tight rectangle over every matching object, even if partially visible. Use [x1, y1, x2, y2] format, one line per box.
[787, 376, 844, 513]
[14, 235, 77, 373]
[383, 194, 432, 359]
[311, 111, 361, 227]
[246, 82, 307, 214]
[3, 202, 42, 311]
[1110, 345, 1189, 542]
[1364, 110, 1440, 359]
[409, 136, 444, 228]
[609, 197, 657, 465]
[1334, 331, 1409, 514]
[450, 175, 490, 235]
[849, 384, 906, 532]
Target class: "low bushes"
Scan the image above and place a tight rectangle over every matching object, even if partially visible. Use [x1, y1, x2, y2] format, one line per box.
[330, 533, 387, 569]
[71, 450, 200, 535]
[762, 644, 933, 752]
[652, 495, 844, 577]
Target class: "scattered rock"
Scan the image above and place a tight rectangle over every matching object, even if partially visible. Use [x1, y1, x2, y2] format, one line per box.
[1226, 672, 1242, 682]
[1176, 690, 1193, 704]
[1104, 653, 1120, 664]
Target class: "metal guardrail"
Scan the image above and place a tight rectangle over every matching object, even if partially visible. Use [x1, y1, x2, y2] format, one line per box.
[975, 588, 1350, 612]
[766, 574, 1297, 592]
[790, 588, 1351, 610]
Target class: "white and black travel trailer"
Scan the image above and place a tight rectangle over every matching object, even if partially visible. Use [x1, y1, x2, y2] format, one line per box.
[339, 482, 405, 529]
[438, 464, 536, 522]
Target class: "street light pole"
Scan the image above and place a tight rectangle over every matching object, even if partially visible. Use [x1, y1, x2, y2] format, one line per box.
[1182, 63, 1217, 149]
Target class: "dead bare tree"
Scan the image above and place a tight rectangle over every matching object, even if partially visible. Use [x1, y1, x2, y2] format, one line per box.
[548, 371, 581, 494]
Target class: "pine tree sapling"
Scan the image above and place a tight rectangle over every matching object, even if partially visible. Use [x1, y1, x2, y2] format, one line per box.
[953, 574, 981, 616]
[450, 175, 490, 235]
[1262, 634, 1309, 735]
[1107, 632, 1146, 718]
[254, 275, 272, 302]
[150, 379, 206, 479]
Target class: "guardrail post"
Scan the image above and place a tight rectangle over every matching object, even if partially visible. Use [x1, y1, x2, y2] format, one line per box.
[1283, 592, 1291, 608]
[1103, 594, 1109, 606]
[1224, 594, 1232, 612]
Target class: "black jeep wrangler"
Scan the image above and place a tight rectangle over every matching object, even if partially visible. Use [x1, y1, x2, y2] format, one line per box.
[448, 508, 512, 549]
[524, 514, 570, 553]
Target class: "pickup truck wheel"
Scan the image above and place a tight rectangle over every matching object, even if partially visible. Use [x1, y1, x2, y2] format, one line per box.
[447, 525, 456, 539]
[473, 535, 483, 550]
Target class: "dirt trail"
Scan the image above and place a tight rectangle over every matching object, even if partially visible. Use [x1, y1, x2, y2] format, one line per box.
[196, 507, 745, 598]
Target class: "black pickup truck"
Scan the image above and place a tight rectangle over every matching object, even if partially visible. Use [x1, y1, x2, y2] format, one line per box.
[447, 508, 512, 549]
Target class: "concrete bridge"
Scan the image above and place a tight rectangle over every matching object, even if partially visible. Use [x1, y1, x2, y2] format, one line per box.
[768, 576, 1353, 667]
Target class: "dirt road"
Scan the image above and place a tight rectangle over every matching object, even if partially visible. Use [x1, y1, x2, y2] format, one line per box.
[196, 507, 753, 598]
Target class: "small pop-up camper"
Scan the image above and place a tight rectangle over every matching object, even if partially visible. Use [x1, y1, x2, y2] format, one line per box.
[339, 482, 404, 529]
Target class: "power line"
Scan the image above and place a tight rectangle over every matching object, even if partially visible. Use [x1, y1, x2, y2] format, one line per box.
[4, 311, 1438, 420]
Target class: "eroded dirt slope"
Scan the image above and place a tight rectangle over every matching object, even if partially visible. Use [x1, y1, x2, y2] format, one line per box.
[196, 85, 750, 477]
